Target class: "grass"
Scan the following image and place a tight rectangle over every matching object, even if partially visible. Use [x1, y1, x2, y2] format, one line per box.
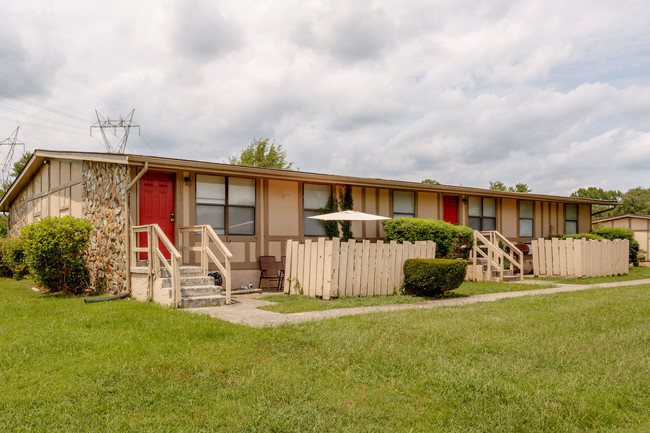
[1, 278, 649, 432]
[533, 265, 650, 285]
[259, 281, 556, 314]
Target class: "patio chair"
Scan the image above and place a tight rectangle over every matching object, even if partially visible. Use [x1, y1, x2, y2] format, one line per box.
[258, 256, 282, 291]
[279, 256, 286, 292]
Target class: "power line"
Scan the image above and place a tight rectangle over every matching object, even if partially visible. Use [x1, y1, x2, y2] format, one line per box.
[0, 115, 87, 135]
[0, 90, 89, 123]
[0, 106, 85, 129]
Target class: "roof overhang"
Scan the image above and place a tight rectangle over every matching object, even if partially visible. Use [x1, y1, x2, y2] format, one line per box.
[0, 150, 128, 212]
[0, 149, 619, 212]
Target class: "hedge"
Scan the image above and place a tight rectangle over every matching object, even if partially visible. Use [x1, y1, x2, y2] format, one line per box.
[21, 216, 93, 294]
[0, 237, 27, 279]
[403, 258, 467, 296]
[561, 226, 640, 266]
[383, 218, 474, 259]
[591, 226, 639, 266]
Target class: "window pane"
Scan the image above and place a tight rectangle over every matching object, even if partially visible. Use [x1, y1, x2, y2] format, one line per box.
[468, 216, 482, 231]
[520, 219, 533, 238]
[228, 178, 255, 206]
[228, 207, 255, 235]
[304, 184, 330, 209]
[483, 198, 496, 217]
[566, 204, 577, 220]
[393, 191, 415, 214]
[566, 221, 577, 235]
[303, 209, 327, 236]
[196, 204, 225, 234]
[196, 174, 225, 205]
[484, 217, 496, 231]
[468, 197, 481, 217]
[520, 201, 533, 218]
[393, 212, 414, 219]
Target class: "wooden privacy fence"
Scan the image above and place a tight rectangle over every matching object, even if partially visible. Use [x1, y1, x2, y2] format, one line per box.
[531, 238, 629, 278]
[284, 238, 436, 299]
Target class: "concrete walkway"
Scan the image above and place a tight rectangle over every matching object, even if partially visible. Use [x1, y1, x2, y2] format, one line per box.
[185, 278, 650, 328]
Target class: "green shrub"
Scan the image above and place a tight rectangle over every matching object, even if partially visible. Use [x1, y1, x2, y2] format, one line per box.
[383, 218, 474, 259]
[21, 216, 93, 294]
[591, 226, 639, 266]
[559, 233, 604, 241]
[0, 237, 27, 279]
[403, 258, 467, 296]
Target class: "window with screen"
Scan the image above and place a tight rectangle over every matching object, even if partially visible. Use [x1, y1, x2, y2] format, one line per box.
[393, 191, 415, 218]
[519, 201, 534, 238]
[565, 204, 578, 235]
[468, 197, 496, 231]
[303, 183, 331, 236]
[196, 175, 255, 235]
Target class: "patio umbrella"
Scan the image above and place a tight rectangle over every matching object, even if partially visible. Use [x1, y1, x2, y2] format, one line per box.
[307, 210, 390, 221]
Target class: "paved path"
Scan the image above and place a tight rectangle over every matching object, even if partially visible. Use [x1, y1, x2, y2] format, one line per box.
[185, 278, 650, 328]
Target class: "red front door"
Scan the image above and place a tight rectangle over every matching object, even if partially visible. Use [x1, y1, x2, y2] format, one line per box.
[139, 172, 175, 259]
[443, 196, 458, 225]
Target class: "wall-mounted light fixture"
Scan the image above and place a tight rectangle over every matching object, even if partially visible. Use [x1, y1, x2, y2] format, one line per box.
[184, 176, 191, 186]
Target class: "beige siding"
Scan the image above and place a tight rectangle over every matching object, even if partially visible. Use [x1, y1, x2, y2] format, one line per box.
[267, 180, 299, 236]
[364, 187, 377, 238]
[500, 198, 517, 238]
[417, 192, 438, 219]
[578, 204, 590, 233]
[17, 160, 84, 228]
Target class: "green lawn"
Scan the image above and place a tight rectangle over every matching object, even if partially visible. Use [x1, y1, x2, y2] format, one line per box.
[1, 278, 648, 432]
[532, 265, 650, 285]
[259, 281, 556, 314]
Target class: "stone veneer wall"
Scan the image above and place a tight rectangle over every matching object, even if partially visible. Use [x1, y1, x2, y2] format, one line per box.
[82, 161, 130, 293]
[7, 186, 29, 237]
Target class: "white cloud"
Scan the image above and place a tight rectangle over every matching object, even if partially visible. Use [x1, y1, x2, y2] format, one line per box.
[1, 0, 650, 195]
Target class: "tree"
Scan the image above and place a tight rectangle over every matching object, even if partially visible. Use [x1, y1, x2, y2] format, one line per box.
[421, 179, 440, 185]
[617, 187, 650, 215]
[229, 138, 294, 169]
[489, 180, 531, 193]
[339, 185, 354, 242]
[570, 187, 622, 219]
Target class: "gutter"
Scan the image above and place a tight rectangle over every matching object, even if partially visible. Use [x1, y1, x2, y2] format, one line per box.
[591, 204, 619, 218]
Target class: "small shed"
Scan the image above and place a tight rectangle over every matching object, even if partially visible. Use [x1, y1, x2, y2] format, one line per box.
[593, 214, 650, 258]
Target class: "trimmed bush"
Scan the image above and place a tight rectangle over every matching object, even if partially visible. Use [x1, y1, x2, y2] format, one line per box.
[21, 216, 93, 294]
[0, 237, 27, 279]
[403, 258, 467, 296]
[383, 218, 474, 259]
[559, 233, 604, 241]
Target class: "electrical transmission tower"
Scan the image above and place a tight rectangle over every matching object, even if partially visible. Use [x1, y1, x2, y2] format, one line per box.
[90, 109, 140, 153]
[0, 127, 25, 183]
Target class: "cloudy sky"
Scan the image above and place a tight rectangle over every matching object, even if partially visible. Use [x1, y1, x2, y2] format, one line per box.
[2, 0, 650, 194]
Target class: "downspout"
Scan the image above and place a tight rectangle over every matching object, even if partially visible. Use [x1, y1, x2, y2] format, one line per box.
[124, 161, 149, 294]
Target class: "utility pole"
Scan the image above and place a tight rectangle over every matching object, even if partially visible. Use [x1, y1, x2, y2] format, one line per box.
[0, 127, 25, 183]
[90, 109, 140, 153]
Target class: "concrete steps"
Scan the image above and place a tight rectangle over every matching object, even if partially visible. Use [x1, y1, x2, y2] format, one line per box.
[161, 266, 226, 308]
[470, 258, 522, 282]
